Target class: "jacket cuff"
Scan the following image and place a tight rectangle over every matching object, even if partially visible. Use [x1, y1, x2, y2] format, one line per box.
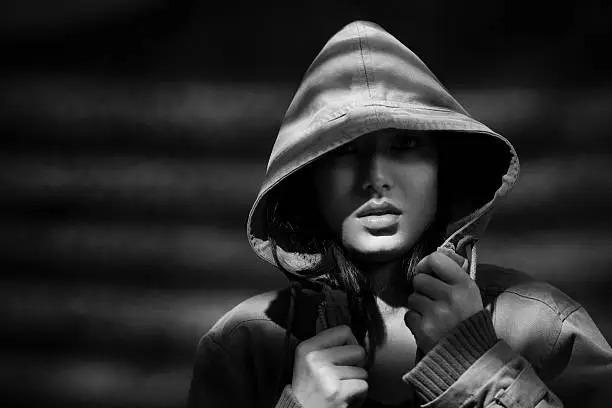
[402, 309, 498, 403]
[275, 385, 303, 408]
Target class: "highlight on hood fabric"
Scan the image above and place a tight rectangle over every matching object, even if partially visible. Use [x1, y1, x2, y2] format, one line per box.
[246, 20, 519, 278]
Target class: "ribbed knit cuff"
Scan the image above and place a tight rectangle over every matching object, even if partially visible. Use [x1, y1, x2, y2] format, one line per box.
[275, 385, 303, 408]
[402, 309, 498, 403]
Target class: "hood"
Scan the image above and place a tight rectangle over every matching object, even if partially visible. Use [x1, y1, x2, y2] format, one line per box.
[246, 20, 519, 279]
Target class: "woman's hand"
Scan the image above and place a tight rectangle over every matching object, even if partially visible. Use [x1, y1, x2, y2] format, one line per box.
[404, 251, 484, 353]
[292, 325, 368, 408]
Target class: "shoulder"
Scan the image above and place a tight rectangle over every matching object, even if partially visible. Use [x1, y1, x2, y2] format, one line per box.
[205, 288, 293, 344]
[477, 263, 584, 369]
[477, 263, 582, 320]
[192, 289, 299, 406]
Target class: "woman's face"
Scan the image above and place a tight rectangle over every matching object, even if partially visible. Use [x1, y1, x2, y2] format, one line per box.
[312, 129, 438, 263]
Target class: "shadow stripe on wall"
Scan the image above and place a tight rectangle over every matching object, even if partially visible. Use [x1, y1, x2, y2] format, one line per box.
[1, 222, 611, 294]
[1, 154, 612, 229]
[0, 284, 257, 355]
[0, 224, 281, 288]
[1, 353, 192, 408]
[1, 277, 610, 362]
[3, 78, 612, 158]
[0, 156, 264, 227]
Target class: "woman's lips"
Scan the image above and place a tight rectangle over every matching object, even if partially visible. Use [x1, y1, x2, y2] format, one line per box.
[358, 213, 400, 230]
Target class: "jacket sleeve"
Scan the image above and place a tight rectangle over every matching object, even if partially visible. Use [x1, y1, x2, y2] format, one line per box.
[403, 308, 612, 407]
[545, 306, 612, 407]
[186, 333, 303, 408]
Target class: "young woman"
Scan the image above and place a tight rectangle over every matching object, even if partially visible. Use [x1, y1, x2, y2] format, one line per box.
[187, 21, 612, 407]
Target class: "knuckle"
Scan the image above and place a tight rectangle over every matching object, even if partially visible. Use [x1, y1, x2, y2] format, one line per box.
[303, 350, 320, 367]
[439, 307, 455, 324]
[404, 309, 418, 322]
[295, 342, 310, 359]
[415, 256, 429, 271]
[429, 252, 444, 268]
[421, 319, 437, 338]
[331, 324, 352, 340]
[355, 367, 368, 379]
[466, 281, 479, 294]
[322, 381, 341, 400]
[432, 304, 445, 320]
[295, 343, 305, 358]
[356, 379, 369, 393]
[354, 345, 366, 361]
[449, 290, 463, 306]
[413, 273, 425, 286]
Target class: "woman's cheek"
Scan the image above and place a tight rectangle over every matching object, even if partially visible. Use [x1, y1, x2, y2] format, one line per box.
[415, 165, 438, 221]
[405, 162, 437, 194]
[315, 170, 355, 234]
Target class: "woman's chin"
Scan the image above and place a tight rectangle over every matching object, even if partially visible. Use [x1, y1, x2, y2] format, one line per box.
[347, 238, 412, 263]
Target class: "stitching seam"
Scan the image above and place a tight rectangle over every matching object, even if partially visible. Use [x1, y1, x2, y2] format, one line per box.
[504, 289, 582, 320]
[356, 24, 372, 99]
[226, 317, 278, 337]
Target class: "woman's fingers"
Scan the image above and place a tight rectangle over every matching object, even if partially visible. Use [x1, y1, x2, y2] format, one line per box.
[332, 365, 368, 380]
[339, 379, 369, 404]
[297, 324, 359, 356]
[315, 363, 368, 405]
[416, 252, 469, 285]
[412, 271, 451, 301]
[403, 308, 422, 329]
[427, 252, 469, 284]
[293, 326, 369, 407]
[406, 292, 432, 314]
[315, 344, 366, 367]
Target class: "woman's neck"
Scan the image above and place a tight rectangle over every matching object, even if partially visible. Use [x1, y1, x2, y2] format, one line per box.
[356, 259, 411, 314]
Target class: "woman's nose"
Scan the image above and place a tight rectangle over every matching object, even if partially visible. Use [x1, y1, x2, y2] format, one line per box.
[361, 150, 392, 195]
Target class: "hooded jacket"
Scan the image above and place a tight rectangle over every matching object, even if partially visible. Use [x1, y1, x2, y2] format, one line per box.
[187, 21, 612, 407]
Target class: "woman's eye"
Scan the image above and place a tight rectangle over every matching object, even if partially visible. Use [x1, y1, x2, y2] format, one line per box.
[333, 143, 358, 156]
[391, 137, 418, 150]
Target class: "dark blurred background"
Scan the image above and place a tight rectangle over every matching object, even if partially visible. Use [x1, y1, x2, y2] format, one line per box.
[1, 1, 611, 407]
